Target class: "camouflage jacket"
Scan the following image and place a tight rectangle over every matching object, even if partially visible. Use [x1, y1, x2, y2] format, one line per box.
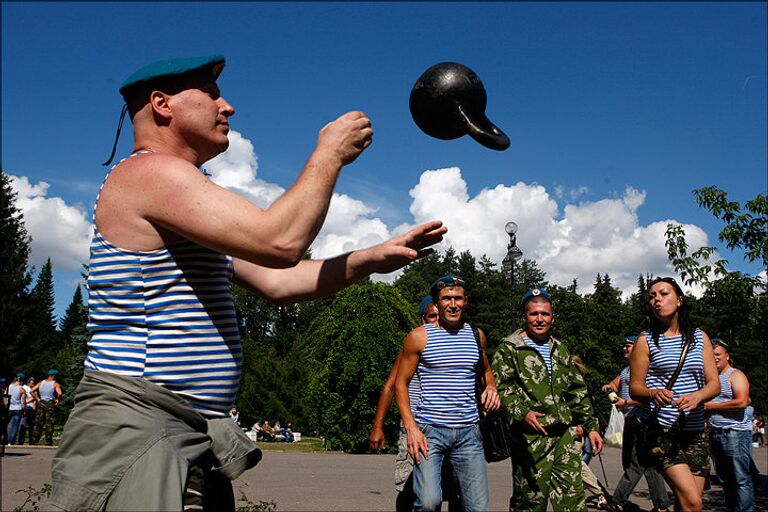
[492, 329, 598, 434]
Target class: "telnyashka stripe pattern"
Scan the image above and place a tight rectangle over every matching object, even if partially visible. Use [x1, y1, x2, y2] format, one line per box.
[640, 329, 706, 431]
[522, 335, 552, 382]
[708, 368, 751, 430]
[619, 366, 636, 417]
[84, 159, 240, 418]
[415, 323, 479, 427]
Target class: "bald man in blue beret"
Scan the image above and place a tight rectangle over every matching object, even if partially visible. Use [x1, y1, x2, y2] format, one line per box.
[50, 55, 446, 511]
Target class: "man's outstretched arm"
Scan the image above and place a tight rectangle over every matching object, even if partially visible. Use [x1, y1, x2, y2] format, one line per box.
[233, 221, 446, 304]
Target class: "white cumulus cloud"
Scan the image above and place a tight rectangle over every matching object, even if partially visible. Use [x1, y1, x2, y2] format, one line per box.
[10, 130, 722, 300]
[9, 175, 91, 272]
[405, 167, 715, 297]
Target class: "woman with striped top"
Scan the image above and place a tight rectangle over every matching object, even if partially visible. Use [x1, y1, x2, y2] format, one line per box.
[629, 277, 719, 512]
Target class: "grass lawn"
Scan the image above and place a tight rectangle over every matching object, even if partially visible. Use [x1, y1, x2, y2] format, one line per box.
[257, 436, 325, 452]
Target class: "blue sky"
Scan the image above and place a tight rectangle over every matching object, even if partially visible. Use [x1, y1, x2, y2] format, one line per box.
[2, 2, 766, 319]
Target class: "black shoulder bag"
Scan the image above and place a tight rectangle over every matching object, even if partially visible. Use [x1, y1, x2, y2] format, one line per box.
[473, 328, 512, 463]
[639, 334, 693, 459]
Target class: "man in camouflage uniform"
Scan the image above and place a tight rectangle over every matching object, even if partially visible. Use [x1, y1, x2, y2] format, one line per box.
[492, 288, 603, 512]
[31, 369, 62, 446]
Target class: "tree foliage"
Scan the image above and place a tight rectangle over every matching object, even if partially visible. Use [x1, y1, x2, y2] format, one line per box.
[304, 281, 416, 452]
[1, 170, 33, 376]
[3, 173, 766, 450]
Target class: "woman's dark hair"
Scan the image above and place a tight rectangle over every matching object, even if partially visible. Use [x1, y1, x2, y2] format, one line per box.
[646, 277, 695, 346]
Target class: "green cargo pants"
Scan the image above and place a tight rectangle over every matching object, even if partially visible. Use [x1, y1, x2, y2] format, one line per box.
[510, 426, 587, 512]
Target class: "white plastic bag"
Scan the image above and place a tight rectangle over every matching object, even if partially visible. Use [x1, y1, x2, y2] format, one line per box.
[604, 404, 625, 448]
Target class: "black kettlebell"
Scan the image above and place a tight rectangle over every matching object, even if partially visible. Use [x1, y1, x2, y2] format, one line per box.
[410, 62, 510, 151]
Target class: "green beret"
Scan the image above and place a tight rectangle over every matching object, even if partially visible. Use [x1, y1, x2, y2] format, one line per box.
[119, 55, 226, 97]
[418, 295, 434, 317]
[429, 275, 466, 298]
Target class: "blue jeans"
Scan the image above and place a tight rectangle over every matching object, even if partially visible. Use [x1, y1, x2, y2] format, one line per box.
[710, 428, 754, 512]
[6, 409, 23, 444]
[413, 423, 488, 512]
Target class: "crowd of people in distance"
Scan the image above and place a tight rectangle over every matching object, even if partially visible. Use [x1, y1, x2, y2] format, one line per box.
[228, 407, 297, 443]
[250, 419, 296, 443]
[1, 369, 63, 447]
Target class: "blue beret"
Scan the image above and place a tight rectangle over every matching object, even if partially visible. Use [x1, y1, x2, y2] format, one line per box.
[119, 55, 226, 97]
[48, 369, 59, 376]
[625, 336, 638, 345]
[418, 295, 434, 317]
[429, 275, 466, 297]
[17, 372, 25, 380]
[521, 288, 552, 307]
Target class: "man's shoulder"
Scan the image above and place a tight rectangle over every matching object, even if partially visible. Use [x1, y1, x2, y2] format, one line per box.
[110, 153, 203, 186]
[729, 367, 749, 382]
[497, 330, 527, 352]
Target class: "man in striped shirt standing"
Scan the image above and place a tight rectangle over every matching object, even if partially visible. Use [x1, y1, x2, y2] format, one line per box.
[395, 275, 500, 512]
[493, 288, 603, 512]
[50, 55, 447, 512]
[705, 339, 754, 512]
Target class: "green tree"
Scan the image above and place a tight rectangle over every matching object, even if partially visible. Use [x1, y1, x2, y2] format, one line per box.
[59, 285, 87, 340]
[0, 170, 33, 375]
[305, 282, 417, 452]
[665, 187, 767, 287]
[22, 259, 59, 373]
[693, 187, 767, 267]
[53, 284, 90, 420]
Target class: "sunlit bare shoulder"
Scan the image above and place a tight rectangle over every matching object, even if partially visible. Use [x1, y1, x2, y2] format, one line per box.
[96, 153, 208, 250]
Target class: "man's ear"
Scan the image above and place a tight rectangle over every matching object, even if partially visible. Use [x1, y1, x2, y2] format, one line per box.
[149, 90, 173, 122]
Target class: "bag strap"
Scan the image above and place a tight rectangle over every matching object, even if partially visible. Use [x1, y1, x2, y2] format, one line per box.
[647, 333, 694, 421]
[664, 334, 694, 391]
[473, 327, 488, 410]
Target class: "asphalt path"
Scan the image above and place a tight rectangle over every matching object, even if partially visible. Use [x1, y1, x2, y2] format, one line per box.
[1, 444, 766, 511]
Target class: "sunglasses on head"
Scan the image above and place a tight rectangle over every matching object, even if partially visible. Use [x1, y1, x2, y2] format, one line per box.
[712, 338, 730, 350]
[436, 277, 465, 289]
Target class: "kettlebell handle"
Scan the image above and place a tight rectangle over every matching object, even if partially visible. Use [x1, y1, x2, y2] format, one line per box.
[457, 104, 510, 151]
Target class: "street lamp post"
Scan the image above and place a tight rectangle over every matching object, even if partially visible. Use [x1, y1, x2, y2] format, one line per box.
[503, 222, 523, 330]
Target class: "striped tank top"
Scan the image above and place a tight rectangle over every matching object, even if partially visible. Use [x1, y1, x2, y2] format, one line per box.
[523, 335, 552, 382]
[619, 366, 636, 417]
[408, 372, 422, 411]
[84, 155, 241, 418]
[708, 367, 751, 430]
[414, 323, 479, 427]
[640, 329, 706, 430]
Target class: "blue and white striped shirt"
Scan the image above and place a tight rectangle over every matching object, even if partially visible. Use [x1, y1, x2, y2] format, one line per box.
[523, 335, 552, 382]
[619, 366, 636, 417]
[414, 323, 479, 427]
[84, 159, 241, 418]
[708, 368, 751, 431]
[640, 329, 706, 431]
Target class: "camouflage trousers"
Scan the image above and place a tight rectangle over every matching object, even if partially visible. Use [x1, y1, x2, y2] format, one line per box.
[510, 426, 587, 512]
[32, 400, 56, 445]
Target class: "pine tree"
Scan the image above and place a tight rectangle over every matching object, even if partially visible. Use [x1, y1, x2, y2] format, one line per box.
[24, 258, 59, 372]
[59, 284, 87, 340]
[1, 170, 33, 375]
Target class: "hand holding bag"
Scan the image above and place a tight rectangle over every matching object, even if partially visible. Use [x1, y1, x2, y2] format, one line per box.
[638, 335, 693, 459]
[604, 404, 625, 448]
[473, 328, 513, 463]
